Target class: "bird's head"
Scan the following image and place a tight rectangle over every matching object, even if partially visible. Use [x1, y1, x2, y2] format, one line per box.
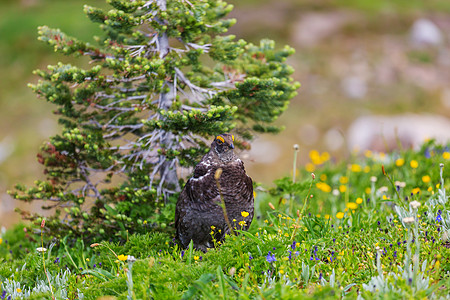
[212, 134, 235, 158]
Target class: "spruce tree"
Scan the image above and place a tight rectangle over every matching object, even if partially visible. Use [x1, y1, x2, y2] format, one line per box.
[10, 0, 299, 240]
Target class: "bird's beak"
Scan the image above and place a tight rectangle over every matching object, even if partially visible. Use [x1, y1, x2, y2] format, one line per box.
[229, 143, 234, 149]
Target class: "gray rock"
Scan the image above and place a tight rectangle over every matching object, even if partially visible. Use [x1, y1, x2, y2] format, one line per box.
[410, 18, 443, 46]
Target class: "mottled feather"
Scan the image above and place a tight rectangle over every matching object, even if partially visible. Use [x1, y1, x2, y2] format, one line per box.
[175, 134, 254, 252]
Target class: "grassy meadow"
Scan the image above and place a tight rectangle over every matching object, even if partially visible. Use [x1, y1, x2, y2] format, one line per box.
[1, 141, 449, 299]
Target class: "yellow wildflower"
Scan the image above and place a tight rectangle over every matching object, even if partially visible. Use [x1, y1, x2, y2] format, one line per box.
[336, 212, 344, 219]
[309, 150, 321, 164]
[412, 187, 421, 194]
[339, 176, 348, 184]
[363, 166, 371, 173]
[324, 214, 330, 220]
[194, 256, 199, 261]
[365, 187, 371, 194]
[0, 238, 2, 245]
[241, 211, 249, 218]
[346, 202, 358, 210]
[320, 174, 327, 181]
[364, 150, 373, 158]
[305, 163, 315, 172]
[410, 160, 419, 168]
[321, 151, 330, 162]
[427, 186, 433, 192]
[356, 197, 363, 204]
[316, 182, 332, 193]
[395, 158, 405, 167]
[351, 164, 362, 172]
[339, 185, 347, 193]
[239, 220, 247, 227]
[422, 175, 431, 183]
[118, 254, 128, 261]
[443, 152, 450, 160]
[16, 288, 22, 293]
[253, 191, 257, 199]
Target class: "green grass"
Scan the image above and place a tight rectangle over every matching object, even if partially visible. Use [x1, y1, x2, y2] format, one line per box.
[1, 140, 449, 299]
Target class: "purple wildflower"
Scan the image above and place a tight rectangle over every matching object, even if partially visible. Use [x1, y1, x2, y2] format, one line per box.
[291, 241, 297, 250]
[266, 251, 276, 263]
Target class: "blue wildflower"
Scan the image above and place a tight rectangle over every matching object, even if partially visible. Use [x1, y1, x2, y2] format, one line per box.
[266, 251, 276, 263]
[436, 215, 442, 223]
[291, 241, 297, 250]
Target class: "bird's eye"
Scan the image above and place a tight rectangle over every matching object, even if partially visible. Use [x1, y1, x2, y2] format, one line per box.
[216, 136, 225, 144]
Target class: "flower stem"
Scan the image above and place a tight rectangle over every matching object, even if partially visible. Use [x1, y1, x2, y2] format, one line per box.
[40, 221, 55, 300]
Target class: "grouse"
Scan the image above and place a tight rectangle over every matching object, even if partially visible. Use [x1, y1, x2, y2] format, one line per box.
[175, 134, 254, 252]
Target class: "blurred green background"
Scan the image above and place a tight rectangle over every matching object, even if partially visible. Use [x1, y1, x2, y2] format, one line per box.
[1, 0, 450, 227]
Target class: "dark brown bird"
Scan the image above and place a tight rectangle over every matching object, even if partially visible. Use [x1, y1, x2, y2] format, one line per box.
[175, 134, 254, 252]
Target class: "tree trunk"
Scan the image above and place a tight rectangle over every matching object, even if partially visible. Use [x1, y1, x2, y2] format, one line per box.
[156, 0, 180, 195]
